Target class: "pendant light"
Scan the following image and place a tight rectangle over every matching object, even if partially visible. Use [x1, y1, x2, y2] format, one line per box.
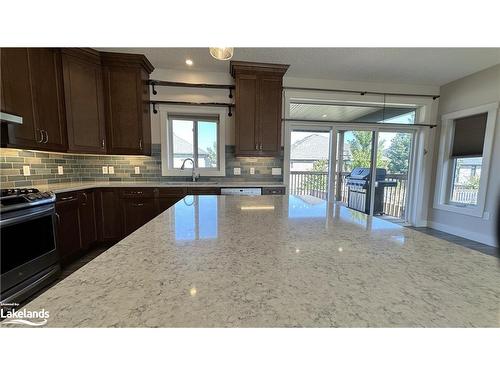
[209, 47, 234, 61]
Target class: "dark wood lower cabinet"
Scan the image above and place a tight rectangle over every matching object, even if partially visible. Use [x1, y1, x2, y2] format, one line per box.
[121, 198, 157, 235]
[78, 190, 97, 249]
[95, 188, 123, 243]
[55, 194, 81, 264]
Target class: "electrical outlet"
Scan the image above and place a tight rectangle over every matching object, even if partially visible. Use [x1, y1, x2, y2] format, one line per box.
[272, 168, 282, 176]
[250, 167, 255, 175]
[57, 166, 64, 175]
[134, 166, 140, 174]
[22, 165, 31, 176]
[102, 166, 108, 174]
[233, 167, 241, 175]
[483, 211, 490, 220]
[108, 166, 115, 174]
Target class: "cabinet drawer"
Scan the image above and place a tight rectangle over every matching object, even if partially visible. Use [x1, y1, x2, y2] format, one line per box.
[157, 187, 187, 197]
[262, 187, 285, 195]
[187, 187, 221, 195]
[119, 188, 155, 199]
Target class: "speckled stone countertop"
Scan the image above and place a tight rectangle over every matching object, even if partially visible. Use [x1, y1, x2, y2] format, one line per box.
[4, 195, 499, 327]
[36, 181, 285, 194]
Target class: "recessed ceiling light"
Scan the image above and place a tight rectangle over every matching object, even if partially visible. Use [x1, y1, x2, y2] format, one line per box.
[322, 114, 327, 118]
[185, 59, 193, 66]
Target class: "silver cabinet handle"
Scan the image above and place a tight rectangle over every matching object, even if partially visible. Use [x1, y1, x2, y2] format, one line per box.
[101, 139, 105, 148]
[131, 203, 144, 207]
[255, 143, 258, 150]
[60, 196, 75, 201]
[36, 129, 43, 143]
[43, 130, 49, 144]
[259, 144, 263, 151]
[139, 139, 143, 150]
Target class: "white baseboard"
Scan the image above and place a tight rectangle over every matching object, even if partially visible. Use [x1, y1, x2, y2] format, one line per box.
[428, 221, 498, 247]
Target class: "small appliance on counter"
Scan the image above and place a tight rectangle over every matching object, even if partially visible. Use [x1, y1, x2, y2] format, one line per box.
[0, 188, 60, 307]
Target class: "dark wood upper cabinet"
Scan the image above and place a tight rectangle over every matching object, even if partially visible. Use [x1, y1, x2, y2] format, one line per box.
[61, 48, 106, 154]
[29, 48, 67, 151]
[1, 48, 66, 150]
[231, 61, 289, 157]
[1, 48, 39, 148]
[101, 52, 154, 155]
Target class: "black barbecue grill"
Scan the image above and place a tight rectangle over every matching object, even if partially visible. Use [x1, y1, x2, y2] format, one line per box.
[345, 167, 397, 215]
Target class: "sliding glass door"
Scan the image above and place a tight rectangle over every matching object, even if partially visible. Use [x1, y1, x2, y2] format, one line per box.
[287, 125, 415, 223]
[289, 129, 332, 200]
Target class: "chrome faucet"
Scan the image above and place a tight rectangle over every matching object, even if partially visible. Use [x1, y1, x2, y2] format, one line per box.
[180, 158, 199, 182]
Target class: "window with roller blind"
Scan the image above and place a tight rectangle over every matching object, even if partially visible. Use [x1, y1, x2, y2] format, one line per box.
[433, 103, 498, 217]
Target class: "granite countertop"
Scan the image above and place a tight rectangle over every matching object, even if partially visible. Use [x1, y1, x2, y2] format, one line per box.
[37, 181, 286, 194]
[3, 195, 499, 327]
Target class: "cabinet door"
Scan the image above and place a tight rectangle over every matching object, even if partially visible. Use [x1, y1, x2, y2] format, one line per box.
[258, 75, 282, 155]
[62, 52, 106, 153]
[235, 74, 258, 155]
[0, 48, 40, 148]
[29, 48, 67, 151]
[55, 195, 81, 263]
[103, 66, 143, 154]
[121, 198, 157, 235]
[78, 190, 97, 250]
[95, 189, 123, 242]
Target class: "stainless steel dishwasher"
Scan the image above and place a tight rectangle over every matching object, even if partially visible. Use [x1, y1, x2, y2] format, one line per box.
[220, 188, 262, 196]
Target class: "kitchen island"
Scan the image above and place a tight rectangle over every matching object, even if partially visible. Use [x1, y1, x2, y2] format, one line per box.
[4, 195, 499, 327]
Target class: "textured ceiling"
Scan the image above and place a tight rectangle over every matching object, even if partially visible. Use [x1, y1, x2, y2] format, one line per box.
[97, 48, 500, 86]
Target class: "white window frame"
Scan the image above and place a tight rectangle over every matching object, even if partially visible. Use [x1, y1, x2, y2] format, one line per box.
[433, 102, 498, 217]
[159, 105, 226, 177]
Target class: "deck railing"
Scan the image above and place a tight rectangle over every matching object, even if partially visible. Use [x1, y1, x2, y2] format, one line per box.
[290, 171, 408, 219]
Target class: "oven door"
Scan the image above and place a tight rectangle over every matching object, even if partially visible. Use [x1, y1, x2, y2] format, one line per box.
[0, 204, 59, 293]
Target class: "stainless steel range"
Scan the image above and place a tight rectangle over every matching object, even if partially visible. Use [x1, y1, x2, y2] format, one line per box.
[0, 188, 60, 306]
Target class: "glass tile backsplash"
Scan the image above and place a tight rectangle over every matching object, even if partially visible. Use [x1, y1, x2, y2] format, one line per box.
[0, 145, 283, 188]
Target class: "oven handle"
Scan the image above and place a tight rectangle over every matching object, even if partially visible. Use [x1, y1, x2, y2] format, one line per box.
[0, 206, 55, 227]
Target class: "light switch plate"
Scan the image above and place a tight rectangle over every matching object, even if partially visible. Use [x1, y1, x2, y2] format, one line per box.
[22, 165, 31, 176]
[108, 166, 115, 174]
[57, 166, 64, 175]
[233, 167, 241, 175]
[102, 166, 108, 174]
[483, 211, 490, 220]
[250, 167, 255, 175]
[272, 168, 282, 176]
[134, 166, 140, 174]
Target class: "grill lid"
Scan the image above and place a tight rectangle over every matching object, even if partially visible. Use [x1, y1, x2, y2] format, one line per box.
[347, 167, 387, 181]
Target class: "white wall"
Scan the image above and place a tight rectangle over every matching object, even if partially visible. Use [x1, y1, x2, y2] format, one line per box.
[428, 64, 500, 246]
[149, 68, 440, 145]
